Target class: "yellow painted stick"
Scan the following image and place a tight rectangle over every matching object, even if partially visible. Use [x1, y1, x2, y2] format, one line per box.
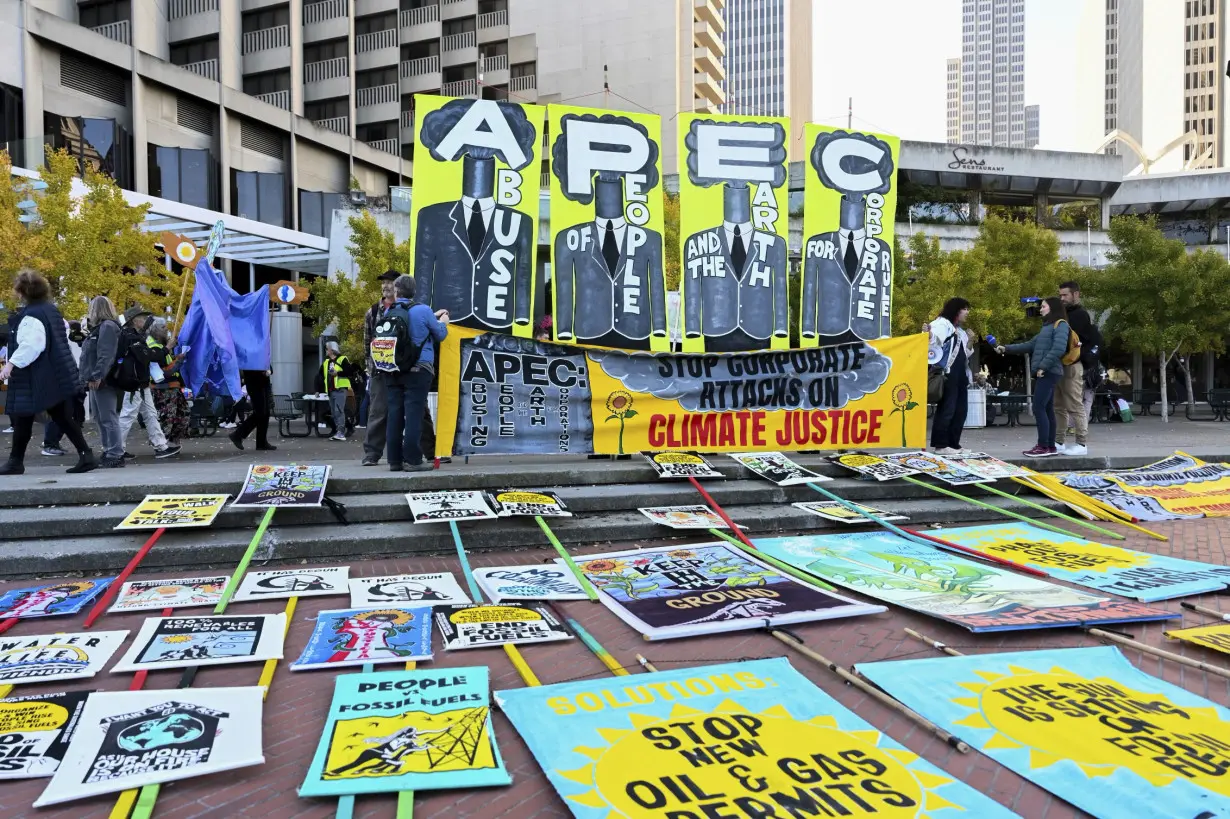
[257, 596, 298, 700]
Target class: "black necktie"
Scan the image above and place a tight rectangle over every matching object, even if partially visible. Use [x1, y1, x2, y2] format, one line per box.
[467, 201, 486, 257]
[843, 232, 860, 277]
[731, 225, 747, 273]
[602, 221, 620, 275]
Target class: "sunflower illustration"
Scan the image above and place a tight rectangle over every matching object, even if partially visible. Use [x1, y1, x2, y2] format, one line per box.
[603, 391, 638, 455]
[667, 549, 697, 559]
[887, 382, 919, 446]
[581, 558, 628, 575]
[354, 609, 413, 625]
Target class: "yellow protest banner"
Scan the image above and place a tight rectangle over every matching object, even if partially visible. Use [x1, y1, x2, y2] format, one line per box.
[410, 95, 545, 338]
[114, 494, 229, 530]
[1166, 622, 1230, 655]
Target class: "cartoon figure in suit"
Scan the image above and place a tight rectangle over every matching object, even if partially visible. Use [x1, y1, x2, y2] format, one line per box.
[551, 112, 667, 350]
[681, 119, 789, 352]
[414, 99, 537, 332]
[800, 130, 896, 343]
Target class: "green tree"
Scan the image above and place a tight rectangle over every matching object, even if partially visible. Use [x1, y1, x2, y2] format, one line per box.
[303, 211, 410, 360]
[1089, 216, 1230, 418]
[663, 191, 680, 291]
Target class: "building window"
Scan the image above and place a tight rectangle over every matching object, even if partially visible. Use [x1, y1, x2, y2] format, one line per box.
[305, 98, 348, 121]
[170, 38, 219, 66]
[357, 67, 397, 89]
[243, 71, 290, 96]
[242, 7, 288, 33]
[356, 13, 397, 35]
[304, 39, 347, 64]
[298, 190, 346, 237]
[79, 0, 130, 28]
[149, 145, 219, 209]
[44, 115, 134, 189]
[232, 170, 286, 227]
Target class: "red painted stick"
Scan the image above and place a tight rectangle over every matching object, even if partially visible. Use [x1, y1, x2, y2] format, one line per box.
[903, 526, 1049, 578]
[688, 477, 755, 550]
[0, 619, 18, 635]
[83, 527, 167, 628]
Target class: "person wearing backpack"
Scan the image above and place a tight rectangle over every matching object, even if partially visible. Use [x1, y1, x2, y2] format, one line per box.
[1058, 281, 1101, 455]
[115, 307, 181, 461]
[995, 297, 1070, 458]
[377, 275, 448, 472]
[79, 296, 125, 467]
[361, 271, 399, 466]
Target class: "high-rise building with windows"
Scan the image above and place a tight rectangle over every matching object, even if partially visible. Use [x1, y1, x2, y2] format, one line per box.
[1025, 104, 1039, 147]
[946, 58, 962, 143]
[947, 0, 1037, 148]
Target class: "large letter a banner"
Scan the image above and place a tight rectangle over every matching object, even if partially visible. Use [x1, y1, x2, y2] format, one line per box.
[496, 657, 1015, 818]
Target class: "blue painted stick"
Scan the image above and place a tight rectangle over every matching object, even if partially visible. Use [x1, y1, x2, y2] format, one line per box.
[449, 520, 483, 601]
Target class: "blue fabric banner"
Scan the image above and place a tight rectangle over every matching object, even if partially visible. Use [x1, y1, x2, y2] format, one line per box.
[178, 258, 270, 400]
[0, 579, 114, 619]
[858, 646, 1230, 819]
[291, 607, 432, 670]
[299, 666, 510, 797]
[496, 657, 1017, 818]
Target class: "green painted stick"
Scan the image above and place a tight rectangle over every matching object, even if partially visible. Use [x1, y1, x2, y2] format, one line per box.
[709, 528, 837, 591]
[975, 481, 1126, 540]
[901, 476, 1098, 540]
[214, 506, 277, 613]
[336, 662, 377, 819]
[534, 516, 599, 601]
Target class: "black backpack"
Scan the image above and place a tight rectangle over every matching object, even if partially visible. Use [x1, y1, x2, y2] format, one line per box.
[370, 303, 423, 375]
[106, 317, 156, 392]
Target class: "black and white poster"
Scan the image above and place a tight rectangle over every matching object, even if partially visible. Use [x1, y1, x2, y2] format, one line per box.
[830, 453, 919, 481]
[111, 614, 286, 672]
[349, 573, 472, 608]
[792, 500, 909, 524]
[231, 567, 350, 602]
[644, 451, 724, 479]
[435, 604, 573, 650]
[405, 491, 498, 523]
[473, 566, 589, 603]
[728, 451, 830, 486]
[487, 489, 572, 517]
[0, 631, 128, 686]
[0, 691, 90, 779]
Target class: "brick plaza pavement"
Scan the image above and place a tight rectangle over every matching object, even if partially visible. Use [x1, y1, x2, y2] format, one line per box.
[2, 516, 1229, 818]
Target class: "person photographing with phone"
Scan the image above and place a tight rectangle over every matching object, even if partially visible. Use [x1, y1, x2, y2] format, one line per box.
[995, 296, 1072, 458]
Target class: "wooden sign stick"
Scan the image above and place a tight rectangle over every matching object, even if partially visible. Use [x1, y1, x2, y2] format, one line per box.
[904, 627, 965, 657]
[1088, 628, 1230, 680]
[1181, 601, 1230, 621]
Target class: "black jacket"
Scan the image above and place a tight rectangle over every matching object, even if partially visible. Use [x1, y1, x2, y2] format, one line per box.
[1065, 304, 1102, 368]
[6, 302, 79, 415]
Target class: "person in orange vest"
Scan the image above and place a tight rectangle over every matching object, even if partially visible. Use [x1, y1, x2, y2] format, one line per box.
[318, 342, 356, 441]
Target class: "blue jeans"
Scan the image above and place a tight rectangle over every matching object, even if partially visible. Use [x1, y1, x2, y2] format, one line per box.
[1033, 371, 1060, 447]
[385, 368, 433, 466]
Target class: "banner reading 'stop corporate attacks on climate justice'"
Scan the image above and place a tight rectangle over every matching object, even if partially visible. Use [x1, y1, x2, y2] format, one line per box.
[435, 326, 926, 456]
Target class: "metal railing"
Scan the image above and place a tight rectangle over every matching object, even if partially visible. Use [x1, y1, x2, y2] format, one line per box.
[314, 116, 349, 135]
[169, 0, 218, 19]
[90, 20, 131, 44]
[401, 4, 439, 27]
[400, 109, 416, 127]
[478, 9, 507, 28]
[356, 83, 397, 106]
[443, 0, 467, 4]
[481, 54, 508, 73]
[442, 78, 477, 97]
[400, 55, 440, 77]
[356, 28, 397, 53]
[242, 25, 289, 54]
[182, 59, 219, 81]
[366, 138, 399, 155]
[509, 74, 536, 92]
[305, 56, 348, 82]
[442, 31, 476, 52]
[304, 0, 347, 24]
[255, 90, 290, 110]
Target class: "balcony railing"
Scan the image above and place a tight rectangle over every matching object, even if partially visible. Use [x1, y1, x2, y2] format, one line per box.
[478, 9, 507, 28]
[481, 54, 508, 74]
[442, 78, 477, 97]
[444, 0, 467, 4]
[356, 29, 397, 53]
[509, 74, 536, 93]
[314, 116, 349, 135]
[169, 0, 218, 19]
[400, 109, 416, 127]
[357, 83, 398, 106]
[443, 31, 476, 52]
[90, 20, 131, 45]
[243, 25, 289, 54]
[182, 59, 219, 81]
[366, 138, 399, 155]
[304, 0, 347, 24]
[255, 90, 290, 110]
[400, 55, 440, 77]
[401, 4, 439, 27]
[305, 56, 348, 82]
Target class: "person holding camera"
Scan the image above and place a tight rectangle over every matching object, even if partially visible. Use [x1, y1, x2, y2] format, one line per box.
[1058, 281, 1100, 455]
[926, 297, 974, 455]
[996, 297, 1071, 458]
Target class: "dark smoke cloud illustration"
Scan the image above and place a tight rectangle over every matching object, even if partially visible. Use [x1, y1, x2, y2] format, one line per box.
[550, 112, 660, 204]
[419, 99, 538, 171]
[810, 130, 894, 197]
[684, 119, 788, 188]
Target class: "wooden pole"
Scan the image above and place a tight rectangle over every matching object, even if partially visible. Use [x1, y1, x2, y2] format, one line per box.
[902, 476, 1116, 540]
[977, 481, 1126, 540]
[903, 526, 1049, 578]
[84, 528, 168, 628]
[565, 615, 630, 676]
[709, 529, 838, 591]
[904, 627, 964, 657]
[172, 263, 193, 332]
[1089, 628, 1230, 680]
[636, 654, 660, 673]
[1181, 601, 1230, 621]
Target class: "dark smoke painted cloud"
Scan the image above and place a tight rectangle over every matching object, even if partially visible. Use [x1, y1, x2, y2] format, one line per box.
[684, 119, 787, 188]
[550, 113, 660, 204]
[810, 130, 894, 197]
[419, 99, 538, 171]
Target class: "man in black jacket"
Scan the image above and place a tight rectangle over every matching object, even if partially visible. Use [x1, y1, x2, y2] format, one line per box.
[1058, 281, 1102, 455]
[361, 271, 399, 465]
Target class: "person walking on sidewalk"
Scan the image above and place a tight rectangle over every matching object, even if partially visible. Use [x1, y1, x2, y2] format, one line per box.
[1057, 280, 1101, 455]
[80, 296, 125, 468]
[41, 320, 85, 457]
[384, 275, 448, 472]
[318, 341, 356, 442]
[926, 297, 974, 456]
[228, 369, 276, 451]
[115, 307, 181, 461]
[0, 270, 97, 475]
[361, 271, 399, 466]
[146, 319, 190, 446]
[996, 297, 1071, 458]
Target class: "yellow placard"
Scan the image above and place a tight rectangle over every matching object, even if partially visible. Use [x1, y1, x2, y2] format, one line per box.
[1166, 622, 1230, 655]
[114, 494, 229, 530]
[323, 706, 497, 780]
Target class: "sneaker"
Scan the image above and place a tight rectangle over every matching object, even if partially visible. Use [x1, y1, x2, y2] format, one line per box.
[933, 447, 961, 456]
[1022, 446, 1048, 458]
[1039, 446, 1061, 457]
[437, 456, 452, 464]
[362, 457, 380, 466]
[217, 422, 235, 429]
[317, 423, 329, 430]
[405, 462, 434, 472]
[154, 445, 182, 459]
[389, 463, 403, 472]
[1, 427, 11, 434]
[122, 451, 137, 461]
[41, 447, 66, 457]
[330, 434, 346, 442]
[255, 443, 278, 451]
[354, 424, 367, 430]
[99, 457, 125, 468]
[1064, 444, 1088, 456]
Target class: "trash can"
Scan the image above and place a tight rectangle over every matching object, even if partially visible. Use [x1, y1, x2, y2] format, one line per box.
[965, 387, 987, 428]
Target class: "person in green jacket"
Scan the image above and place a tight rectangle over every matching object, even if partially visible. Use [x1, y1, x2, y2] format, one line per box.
[319, 342, 356, 442]
[995, 297, 1070, 458]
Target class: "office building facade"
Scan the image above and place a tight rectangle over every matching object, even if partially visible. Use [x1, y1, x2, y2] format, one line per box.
[948, 0, 1035, 148]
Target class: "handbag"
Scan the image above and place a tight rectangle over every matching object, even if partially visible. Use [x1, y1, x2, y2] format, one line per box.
[927, 334, 954, 404]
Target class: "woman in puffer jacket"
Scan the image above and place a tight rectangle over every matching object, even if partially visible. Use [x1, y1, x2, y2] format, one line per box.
[996, 297, 1071, 458]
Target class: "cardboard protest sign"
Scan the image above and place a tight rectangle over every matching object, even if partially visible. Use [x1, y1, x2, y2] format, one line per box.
[1165, 622, 1230, 656]
[943, 452, 1033, 480]
[576, 543, 884, 640]
[936, 522, 1230, 602]
[830, 452, 918, 481]
[644, 451, 724, 479]
[291, 608, 432, 671]
[0, 631, 128, 686]
[0, 579, 113, 620]
[108, 575, 229, 613]
[34, 688, 264, 807]
[114, 494, 229, 530]
[792, 500, 908, 524]
[300, 666, 510, 797]
[638, 504, 737, 530]
[111, 614, 286, 672]
[885, 451, 990, 485]
[859, 646, 1230, 819]
[231, 566, 349, 602]
[349, 573, 472, 608]
[232, 464, 330, 507]
[753, 531, 1176, 632]
[1057, 452, 1230, 521]
[473, 565, 589, 603]
[497, 657, 1013, 819]
[405, 491, 498, 523]
[727, 451, 829, 485]
[487, 489, 572, 517]
[434, 604, 572, 650]
[0, 691, 91, 779]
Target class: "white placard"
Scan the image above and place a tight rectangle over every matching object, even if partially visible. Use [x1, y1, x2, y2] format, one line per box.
[231, 567, 350, 602]
[349, 572, 472, 608]
[0, 631, 128, 686]
[474, 565, 589, 603]
[111, 613, 287, 673]
[107, 575, 230, 613]
[405, 491, 498, 523]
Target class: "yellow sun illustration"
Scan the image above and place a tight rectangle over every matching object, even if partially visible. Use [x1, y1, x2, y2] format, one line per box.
[951, 664, 1230, 793]
[558, 702, 963, 818]
[666, 549, 697, 559]
[159, 635, 194, 644]
[353, 609, 413, 625]
[580, 559, 628, 575]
